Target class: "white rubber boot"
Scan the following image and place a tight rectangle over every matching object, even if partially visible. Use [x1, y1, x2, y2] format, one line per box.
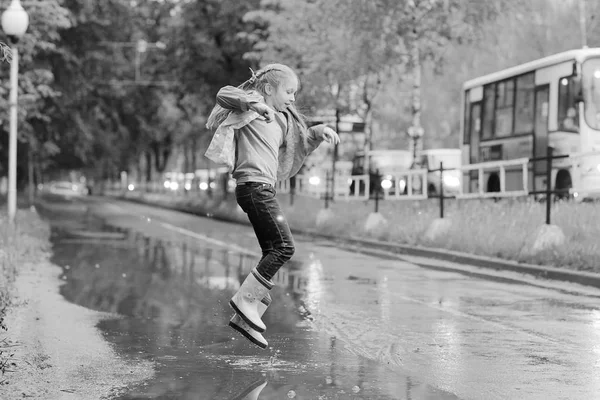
[229, 268, 274, 333]
[229, 293, 271, 349]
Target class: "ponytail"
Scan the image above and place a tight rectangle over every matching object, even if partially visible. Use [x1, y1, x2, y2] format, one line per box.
[206, 63, 307, 131]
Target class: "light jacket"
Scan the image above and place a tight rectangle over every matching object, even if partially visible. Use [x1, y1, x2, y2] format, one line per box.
[205, 103, 326, 182]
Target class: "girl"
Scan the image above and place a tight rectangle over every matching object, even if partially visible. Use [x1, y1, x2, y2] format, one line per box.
[205, 63, 339, 349]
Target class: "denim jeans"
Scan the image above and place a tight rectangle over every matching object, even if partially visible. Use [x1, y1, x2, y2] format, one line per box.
[235, 182, 295, 281]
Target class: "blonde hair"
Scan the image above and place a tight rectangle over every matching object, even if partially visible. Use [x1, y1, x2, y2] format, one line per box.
[206, 63, 306, 130]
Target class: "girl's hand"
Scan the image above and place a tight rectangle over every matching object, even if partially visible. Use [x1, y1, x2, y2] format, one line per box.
[322, 127, 340, 145]
[249, 102, 275, 123]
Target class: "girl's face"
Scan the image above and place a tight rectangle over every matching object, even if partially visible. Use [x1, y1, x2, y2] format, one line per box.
[265, 76, 298, 112]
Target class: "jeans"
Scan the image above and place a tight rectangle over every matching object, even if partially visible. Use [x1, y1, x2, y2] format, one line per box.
[235, 182, 295, 281]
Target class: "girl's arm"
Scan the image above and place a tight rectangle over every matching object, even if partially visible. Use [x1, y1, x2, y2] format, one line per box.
[305, 124, 340, 153]
[216, 86, 263, 112]
[307, 124, 327, 149]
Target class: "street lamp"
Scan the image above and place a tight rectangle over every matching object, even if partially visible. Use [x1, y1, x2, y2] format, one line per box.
[2, 0, 29, 224]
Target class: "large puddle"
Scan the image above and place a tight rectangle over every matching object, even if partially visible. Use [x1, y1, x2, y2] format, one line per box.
[38, 199, 460, 399]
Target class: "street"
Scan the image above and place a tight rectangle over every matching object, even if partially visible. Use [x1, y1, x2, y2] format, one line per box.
[35, 196, 600, 400]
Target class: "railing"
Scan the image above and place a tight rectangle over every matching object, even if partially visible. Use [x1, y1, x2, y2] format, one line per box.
[455, 158, 529, 199]
[293, 173, 359, 200]
[104, 148, 600, 226]
[346, 174, 370, 201]
[382, 168, 428, 200]
[275, 178, 291, 194]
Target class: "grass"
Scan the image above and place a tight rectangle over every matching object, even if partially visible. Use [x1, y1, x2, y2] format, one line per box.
[115, 189, 600, 272]
[0, 208, 51, 384]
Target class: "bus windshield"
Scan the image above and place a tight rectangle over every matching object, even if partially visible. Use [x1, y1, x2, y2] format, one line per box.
[582, 58, 600, 130]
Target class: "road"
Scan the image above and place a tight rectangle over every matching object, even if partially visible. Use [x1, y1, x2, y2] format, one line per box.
[35, 196, 600, 400]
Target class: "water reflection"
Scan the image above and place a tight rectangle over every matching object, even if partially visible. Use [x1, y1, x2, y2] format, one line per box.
[42, 207, 459, 400]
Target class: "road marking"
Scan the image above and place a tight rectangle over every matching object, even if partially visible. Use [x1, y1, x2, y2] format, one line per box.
[109, 200, 259, 256]
[158, 221, 258, 257]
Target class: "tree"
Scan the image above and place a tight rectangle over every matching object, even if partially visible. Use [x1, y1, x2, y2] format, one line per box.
[0, 42, 9, 62]
[0, 0, 71, 185]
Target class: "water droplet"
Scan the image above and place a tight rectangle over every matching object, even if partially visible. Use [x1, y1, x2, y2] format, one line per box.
[122, 273, 127, 278]
[147, 218, 151, 222]
[352, 385, 361, 393]
[95, 264, 100, 268]
[65, 265, 70, 270]
[287, 390, 296, 398]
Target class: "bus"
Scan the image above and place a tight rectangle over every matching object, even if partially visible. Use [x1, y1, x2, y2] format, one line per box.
[461, 48, 600, 200]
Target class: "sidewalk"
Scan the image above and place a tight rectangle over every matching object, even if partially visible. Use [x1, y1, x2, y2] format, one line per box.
[102, 191, 600, 291]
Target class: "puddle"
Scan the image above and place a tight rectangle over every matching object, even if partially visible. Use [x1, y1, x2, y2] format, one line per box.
[37, 199, 461, 400]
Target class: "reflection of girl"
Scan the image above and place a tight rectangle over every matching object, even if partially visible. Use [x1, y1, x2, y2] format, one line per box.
[206, 64, 339, 349]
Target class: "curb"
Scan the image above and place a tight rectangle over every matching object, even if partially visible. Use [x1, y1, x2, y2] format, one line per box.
[299, 231, 600, 291]
[105, 193, 600, 291]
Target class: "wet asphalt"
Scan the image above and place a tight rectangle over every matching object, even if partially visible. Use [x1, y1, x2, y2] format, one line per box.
[35, 196, 600, 400]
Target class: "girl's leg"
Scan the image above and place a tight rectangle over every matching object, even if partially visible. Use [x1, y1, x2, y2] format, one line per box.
[236, 183, 295, 280]
[230, 182, 293, 334]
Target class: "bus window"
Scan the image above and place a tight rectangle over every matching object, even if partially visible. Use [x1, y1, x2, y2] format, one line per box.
[582, 58, 600, 130]
[514, 73, 535, 134]
[558, 76, 580, 132]
[482, 84, 495, 139]
[494, 79, 514, 137]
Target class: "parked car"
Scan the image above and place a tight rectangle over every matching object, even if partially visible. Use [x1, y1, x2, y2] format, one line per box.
[40, 181, 88, 199]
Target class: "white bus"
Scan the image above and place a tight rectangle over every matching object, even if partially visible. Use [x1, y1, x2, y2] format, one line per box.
[461, 48, 600, 199]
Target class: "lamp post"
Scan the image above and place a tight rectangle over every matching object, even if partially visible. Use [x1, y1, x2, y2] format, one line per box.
[2, 0, 29, 224]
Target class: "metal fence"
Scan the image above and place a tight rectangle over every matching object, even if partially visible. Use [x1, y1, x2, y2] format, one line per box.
[106, 148, 600, 226]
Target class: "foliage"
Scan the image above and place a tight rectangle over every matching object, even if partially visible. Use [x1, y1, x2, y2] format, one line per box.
[0, 0, 599, 181]
[0, 0, 71, 179]
[0, 42, 10, 62]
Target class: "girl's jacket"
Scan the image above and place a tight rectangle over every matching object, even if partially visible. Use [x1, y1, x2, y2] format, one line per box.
[205, 95, 326, 182]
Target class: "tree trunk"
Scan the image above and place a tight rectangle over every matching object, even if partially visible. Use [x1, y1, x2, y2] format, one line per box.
[363, 106, 373, 173]
[409, 40, 424, 166]
[361, 72, 382, 176]
[35, 159, 42, 186]
[191, 135, 197, 173]
[331, 106, 341, 202]
[184, 139, 190, 173]
[145, 151, 152, 183]
[579, 0, 587, 48]
[28, 146, 34, 204]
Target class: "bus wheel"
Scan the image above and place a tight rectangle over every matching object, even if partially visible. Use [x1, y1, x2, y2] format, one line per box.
[487, 173, 500, 193]
[555, 169, 572, 201]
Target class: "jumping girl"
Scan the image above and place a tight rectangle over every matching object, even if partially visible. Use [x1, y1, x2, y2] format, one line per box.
[205, 63, 340, 349]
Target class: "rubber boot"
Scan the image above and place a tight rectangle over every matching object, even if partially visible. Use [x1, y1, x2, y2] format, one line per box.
[231, 378, 268, 400]
[229, 293, 271, 349]
[230, 268, 273, 333]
